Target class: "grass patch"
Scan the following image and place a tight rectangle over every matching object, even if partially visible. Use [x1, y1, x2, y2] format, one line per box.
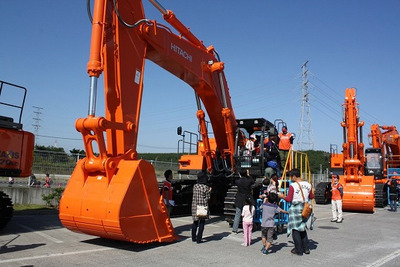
[13, 204, 52, 211]
[13, 204, 58, 215]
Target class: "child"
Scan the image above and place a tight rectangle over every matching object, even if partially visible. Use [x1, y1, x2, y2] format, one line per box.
[260, 193, 288, 254]
[241, 197, 255, 246]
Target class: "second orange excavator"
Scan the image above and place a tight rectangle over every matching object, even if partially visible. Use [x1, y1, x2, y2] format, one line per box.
[338, 88, 375, 212]
[365, 124, 400, 206]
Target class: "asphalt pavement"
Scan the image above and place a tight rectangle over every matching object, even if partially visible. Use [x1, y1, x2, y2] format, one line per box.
[0, 204, 399, 267]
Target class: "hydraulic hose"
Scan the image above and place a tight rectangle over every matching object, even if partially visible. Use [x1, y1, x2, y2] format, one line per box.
[113, 0, 149, 28]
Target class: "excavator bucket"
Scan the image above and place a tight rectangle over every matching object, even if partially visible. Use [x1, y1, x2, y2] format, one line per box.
[339, 175, 375, 212]
[59, 159, 177, 243]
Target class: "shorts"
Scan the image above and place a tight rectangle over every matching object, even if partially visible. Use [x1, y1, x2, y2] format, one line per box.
[261, 227, 275, 243]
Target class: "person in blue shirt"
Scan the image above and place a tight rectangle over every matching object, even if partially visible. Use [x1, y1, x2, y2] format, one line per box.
[260, 193, 288, 255]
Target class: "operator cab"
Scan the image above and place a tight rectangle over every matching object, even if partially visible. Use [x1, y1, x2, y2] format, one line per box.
[364, 148, 384, 179]
[234, 118, 277, 178]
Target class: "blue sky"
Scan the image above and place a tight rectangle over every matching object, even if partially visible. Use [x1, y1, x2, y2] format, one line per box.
[1, 0, 399, 154]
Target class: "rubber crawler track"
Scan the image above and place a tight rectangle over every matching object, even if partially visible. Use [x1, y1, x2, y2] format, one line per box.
[0, 191, 13, 230]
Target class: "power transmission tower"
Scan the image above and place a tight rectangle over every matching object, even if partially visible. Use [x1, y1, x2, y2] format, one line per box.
[32, 106, 43, 146]
[297, 61, 314, 150]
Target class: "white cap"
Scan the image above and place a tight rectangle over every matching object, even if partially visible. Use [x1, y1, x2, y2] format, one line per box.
[250, 134, 256, 139]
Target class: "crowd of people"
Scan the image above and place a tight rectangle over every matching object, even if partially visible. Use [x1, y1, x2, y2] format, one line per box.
[159, 126, 317, 255]
[7, 173, 53, 187]
[161, 165, 315, 256]
[28, 173, 52, 187]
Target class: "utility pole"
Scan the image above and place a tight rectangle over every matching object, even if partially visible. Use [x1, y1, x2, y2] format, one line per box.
[297, 61, 314, 150]
[32, 106, 43, 146]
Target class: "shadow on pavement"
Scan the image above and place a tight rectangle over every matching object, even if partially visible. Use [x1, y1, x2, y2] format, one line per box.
[0, 243, 45, 254]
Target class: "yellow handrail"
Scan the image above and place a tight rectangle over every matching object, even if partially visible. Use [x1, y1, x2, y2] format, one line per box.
[278, 148, 313, 192]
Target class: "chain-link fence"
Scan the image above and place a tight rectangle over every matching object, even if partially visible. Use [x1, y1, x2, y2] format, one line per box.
[312, 173, 330, 187]
[31, 150, 328, 184]
[32, 150, 179, 179]
[32, 150, 85, 175]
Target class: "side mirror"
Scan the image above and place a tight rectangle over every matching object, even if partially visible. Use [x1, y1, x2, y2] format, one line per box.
[177, 126, 182, 135]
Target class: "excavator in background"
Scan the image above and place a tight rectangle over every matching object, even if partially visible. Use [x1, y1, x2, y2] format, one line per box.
[0, 80, 35, 229]
[316, 92, 397, 209]
[364, 124, 400, 206]
[321, 88, 375, 212]
[59, 0, 291, 243]
[314, 144, 342, 204]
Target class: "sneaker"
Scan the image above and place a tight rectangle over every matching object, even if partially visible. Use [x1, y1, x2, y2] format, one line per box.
[241, 243, 246, 246]
[304, 249, 310, 254]
[330, 219, 337, 222]
[260, 246, 265, 252]
[262, 248, 268, 255]
[336, 219, 343, 223]
[232, 231, 238, 234]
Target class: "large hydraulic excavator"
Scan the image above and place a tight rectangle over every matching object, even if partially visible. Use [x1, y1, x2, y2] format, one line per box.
[59, 0, 242, 243]
[365, 124, 400, 206]
[339, 88, 375, 212]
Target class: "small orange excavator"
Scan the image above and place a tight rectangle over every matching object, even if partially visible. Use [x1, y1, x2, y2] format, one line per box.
[59, 0, 248, 243]
[338, 88, 375, 212]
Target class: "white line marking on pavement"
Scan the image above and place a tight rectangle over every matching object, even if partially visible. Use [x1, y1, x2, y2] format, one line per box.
[366, 248, 400, 267]
[0, 247, 114, 264]
[16, 223, 64, 243]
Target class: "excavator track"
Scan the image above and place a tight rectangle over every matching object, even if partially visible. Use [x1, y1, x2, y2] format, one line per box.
[223, 186, 237, 226]
[314, 182, 332, 204]
[0, 191, 13, 230]
[374, 183, 387, 208]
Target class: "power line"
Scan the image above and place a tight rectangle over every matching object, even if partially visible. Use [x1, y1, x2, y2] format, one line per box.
[37, 134, 81, 141]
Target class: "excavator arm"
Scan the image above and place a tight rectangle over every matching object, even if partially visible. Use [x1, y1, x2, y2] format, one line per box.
[60, 0, 237, 243]
[339, 88, 375, 212]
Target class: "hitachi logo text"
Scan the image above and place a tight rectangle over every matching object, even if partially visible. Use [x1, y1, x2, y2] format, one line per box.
[171, 43, 192, 62]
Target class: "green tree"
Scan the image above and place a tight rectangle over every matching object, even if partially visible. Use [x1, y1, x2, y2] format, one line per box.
[42, 188, 65, 208]
[301, 150, 330, 174]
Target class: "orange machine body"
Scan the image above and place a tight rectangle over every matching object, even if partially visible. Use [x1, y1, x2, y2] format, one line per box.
[0, 128, 34, 177]
[0, 80, 34, 178]
[330, 153, 344, 169]
[178, 139, 217, 172]
[369, 124, 400, 177]
[367, 124, 400, 206]
[60, 0, 237, 243]
[329, 144, 344, 172]
[339, 88, 375, 212]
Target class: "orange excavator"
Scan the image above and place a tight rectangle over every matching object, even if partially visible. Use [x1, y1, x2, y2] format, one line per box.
[365, 124, 400, 206]
[60, 0, 277, 243]
[338, 88, 375, 212]
[0, 80, 35, 229]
